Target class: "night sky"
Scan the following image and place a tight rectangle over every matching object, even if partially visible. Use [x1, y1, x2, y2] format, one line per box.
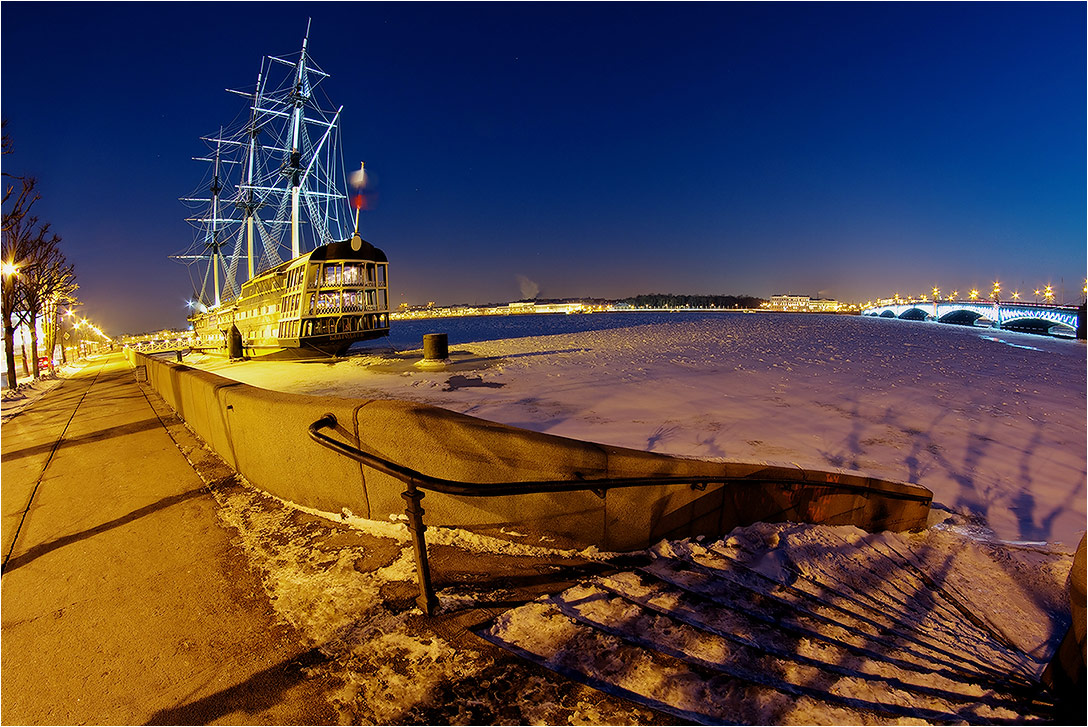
[2, 2, 1084, 335]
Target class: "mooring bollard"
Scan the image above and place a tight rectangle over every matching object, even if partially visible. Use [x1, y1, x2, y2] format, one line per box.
[416, 333, 449, 370]
[423, 333, 448, 361]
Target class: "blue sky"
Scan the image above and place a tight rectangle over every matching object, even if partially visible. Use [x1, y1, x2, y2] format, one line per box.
[2, 1, 1084, 333]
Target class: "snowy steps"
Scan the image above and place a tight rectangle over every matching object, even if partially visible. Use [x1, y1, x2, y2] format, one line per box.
[479, 524, 1056, 724]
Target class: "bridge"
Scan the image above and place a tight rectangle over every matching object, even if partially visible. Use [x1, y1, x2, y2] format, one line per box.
[861, 300, 1084, 338]
[121, 330, 195, 354]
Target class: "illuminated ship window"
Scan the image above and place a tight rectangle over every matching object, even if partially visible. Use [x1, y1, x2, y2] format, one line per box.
[323, 264, 341, 287]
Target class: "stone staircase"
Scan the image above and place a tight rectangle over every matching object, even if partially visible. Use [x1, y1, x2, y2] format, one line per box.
[479, 523, 1061, 725]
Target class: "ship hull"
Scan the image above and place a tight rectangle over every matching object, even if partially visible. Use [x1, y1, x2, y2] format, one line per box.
[189, 238, 390, 360]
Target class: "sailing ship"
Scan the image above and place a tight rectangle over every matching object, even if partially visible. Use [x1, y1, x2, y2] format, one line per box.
[174, 23, 389, 358]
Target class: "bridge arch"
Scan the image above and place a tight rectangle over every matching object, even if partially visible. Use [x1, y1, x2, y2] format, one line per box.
[938, 310, 988, 327]
[1000, 316, 1077, 338]
[898, 308, 930, 321]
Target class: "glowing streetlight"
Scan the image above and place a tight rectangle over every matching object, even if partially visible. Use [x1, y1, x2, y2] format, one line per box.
[1044, 285, 1054, 304]
[1011, 290, 1020, 301]
[991, 281, 1000, 301]
[1034, 289, 1041, 304]
[950, 290, 958, 301]
[1, 261, 18, 277]
[970, 289, 980, 301]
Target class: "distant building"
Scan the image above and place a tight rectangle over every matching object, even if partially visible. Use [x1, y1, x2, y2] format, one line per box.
[807, 298, 840, 312]
[769, 294, 810, 311]
[768, 294, 840, 312]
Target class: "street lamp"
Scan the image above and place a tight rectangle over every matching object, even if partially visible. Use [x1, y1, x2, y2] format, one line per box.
[1044, 285, 1054, 304]
[991, 281, 1001, 302]
[970, 289, 979, 301]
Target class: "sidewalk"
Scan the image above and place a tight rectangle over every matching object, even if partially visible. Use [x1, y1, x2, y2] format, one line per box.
[1, 352, 333, 725]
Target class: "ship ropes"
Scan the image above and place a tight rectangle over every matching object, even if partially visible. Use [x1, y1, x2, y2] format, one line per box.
[172, 22, 390, 359]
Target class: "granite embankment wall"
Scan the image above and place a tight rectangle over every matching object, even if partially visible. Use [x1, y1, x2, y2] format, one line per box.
[126, 350, 931, 551]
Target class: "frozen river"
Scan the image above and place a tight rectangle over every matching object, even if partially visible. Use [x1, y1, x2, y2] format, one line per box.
[189, 311, 1086, 548]
[178, 311, 1084, 723]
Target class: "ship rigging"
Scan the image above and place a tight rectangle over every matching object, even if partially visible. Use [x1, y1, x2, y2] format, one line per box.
[173, 22, 389, 358]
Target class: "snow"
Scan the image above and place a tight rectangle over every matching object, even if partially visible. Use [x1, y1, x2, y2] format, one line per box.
[212, 478, 1073, 724]
[2, 362, 84, 422]
[189, 313, 1086, 547]
[170, 313, 1085, 723]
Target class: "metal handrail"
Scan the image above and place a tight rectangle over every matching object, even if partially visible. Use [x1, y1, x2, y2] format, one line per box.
[308, 413, 930, 614]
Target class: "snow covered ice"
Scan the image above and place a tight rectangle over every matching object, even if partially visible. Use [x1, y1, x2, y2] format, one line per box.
[183, 313, 1084, 724]
[193, 313, 1086, 548]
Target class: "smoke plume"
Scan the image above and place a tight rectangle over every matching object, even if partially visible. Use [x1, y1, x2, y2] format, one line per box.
[516, 274, 540, 300]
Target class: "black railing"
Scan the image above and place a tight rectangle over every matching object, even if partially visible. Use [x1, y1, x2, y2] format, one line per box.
[308, 413, 931, 614]
[309, 413, 733, 613]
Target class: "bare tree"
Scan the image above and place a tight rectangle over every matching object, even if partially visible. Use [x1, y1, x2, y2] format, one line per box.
[21, 240, 73, 377]
[3, 123, 64, 387]
[43, 273, 78, 365]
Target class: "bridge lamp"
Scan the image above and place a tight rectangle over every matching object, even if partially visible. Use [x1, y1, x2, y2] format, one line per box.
[1044, 285, 1054, 303]
[1012, 290, 1020, 301]
[950, 291, 958, 301]
[970, 289, 979, 300]
[932, 287, 940, 300]
[1034, 289, 1041, 303]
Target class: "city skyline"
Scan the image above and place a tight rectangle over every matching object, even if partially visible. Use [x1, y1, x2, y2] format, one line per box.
[2, 2, 1084, 334]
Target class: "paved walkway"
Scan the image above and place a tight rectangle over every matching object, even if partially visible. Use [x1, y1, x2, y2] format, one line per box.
[1, 352, 333, 725]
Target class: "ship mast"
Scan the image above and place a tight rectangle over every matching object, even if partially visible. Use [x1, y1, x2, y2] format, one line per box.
[211, 136, 223, 307]
[288, 21, 311, 259]
[176, 18, 354, 305]
[244, 66, 265, 281]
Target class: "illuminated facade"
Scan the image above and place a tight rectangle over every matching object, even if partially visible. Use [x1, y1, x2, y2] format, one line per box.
[768, 295, 840, 312]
